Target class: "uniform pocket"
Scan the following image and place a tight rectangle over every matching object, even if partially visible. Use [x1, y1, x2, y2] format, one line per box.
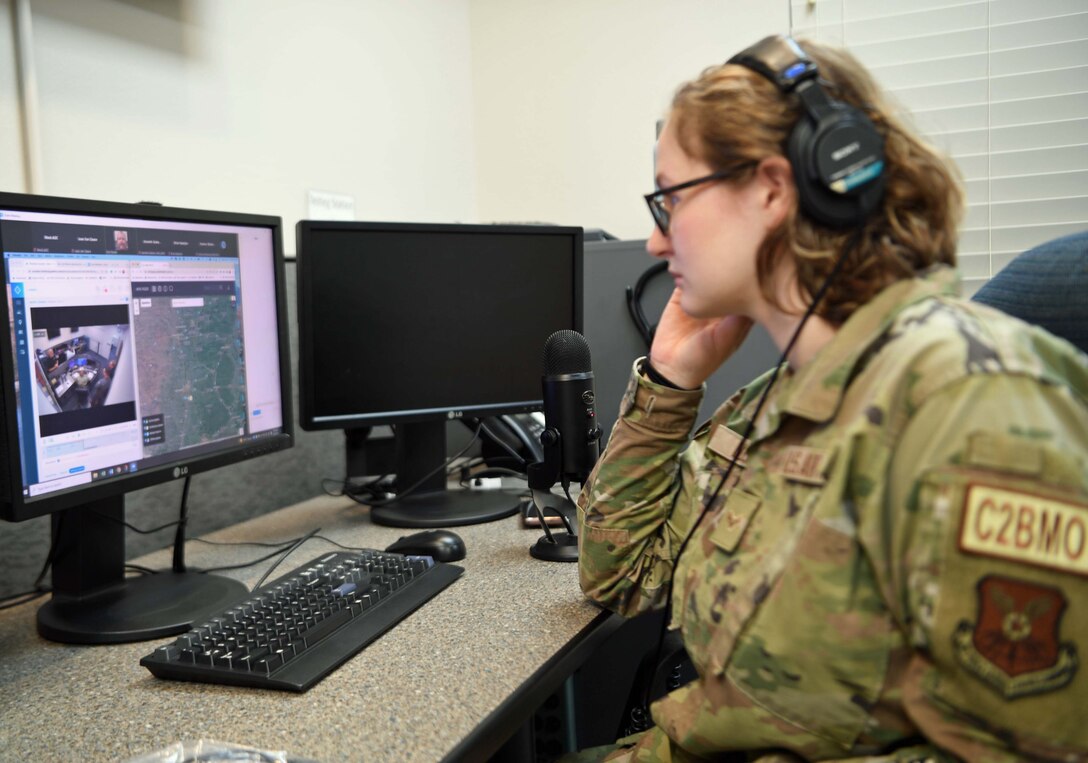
[695, 477, 828, 679]
[724, 496, 897, 749]
[674, 441, 888, 750]
[673, 484, 765, 678]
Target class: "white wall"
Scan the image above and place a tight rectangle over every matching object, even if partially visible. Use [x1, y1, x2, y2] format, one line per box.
[2, 0, 787, 246]
[0, 0, 27, 192]
[468, 0, 788, 239]
[2, 0, 480, 250]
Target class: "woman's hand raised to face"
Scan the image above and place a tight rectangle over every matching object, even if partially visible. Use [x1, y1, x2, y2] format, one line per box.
[648, 288, 753, 390]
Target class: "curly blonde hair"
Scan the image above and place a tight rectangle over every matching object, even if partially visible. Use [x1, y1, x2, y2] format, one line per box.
[668, 38, 964, 323]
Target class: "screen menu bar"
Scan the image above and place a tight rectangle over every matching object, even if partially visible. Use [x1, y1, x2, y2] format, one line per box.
[0, 219, 238, 258]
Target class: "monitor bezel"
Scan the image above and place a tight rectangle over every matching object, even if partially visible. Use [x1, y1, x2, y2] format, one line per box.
[0, 191, 295, 523]
[294, 220, 584, 432]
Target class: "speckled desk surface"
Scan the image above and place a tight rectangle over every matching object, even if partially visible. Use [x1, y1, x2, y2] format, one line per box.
[0, 493, 615, 763]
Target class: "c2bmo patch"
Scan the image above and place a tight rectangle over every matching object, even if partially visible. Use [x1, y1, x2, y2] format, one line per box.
[959, 483, 1088, 577]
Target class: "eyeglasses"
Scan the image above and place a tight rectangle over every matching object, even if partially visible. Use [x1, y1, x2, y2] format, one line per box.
[643, 164, 755, 235]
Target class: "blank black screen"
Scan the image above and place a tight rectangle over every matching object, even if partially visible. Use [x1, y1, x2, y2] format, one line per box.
[299, 224, 579, 426]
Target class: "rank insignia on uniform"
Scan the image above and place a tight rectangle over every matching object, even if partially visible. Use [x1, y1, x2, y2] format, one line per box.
[953, 575, 1078, 699]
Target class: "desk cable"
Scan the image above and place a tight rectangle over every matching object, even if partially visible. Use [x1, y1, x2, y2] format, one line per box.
[340, 420, 484, 508]
[0, 482, 192, 610]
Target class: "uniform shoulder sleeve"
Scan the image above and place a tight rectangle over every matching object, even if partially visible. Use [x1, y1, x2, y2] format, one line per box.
[881, 370, 1088, 759]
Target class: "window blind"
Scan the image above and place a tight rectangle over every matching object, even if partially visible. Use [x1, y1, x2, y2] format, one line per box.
[791, 0, 1088, 294]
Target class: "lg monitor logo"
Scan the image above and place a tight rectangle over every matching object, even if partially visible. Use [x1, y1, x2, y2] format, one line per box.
[173, 466, 189, 479]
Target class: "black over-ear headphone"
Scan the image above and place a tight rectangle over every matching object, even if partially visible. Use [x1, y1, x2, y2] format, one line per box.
[728, 35, 885, 228]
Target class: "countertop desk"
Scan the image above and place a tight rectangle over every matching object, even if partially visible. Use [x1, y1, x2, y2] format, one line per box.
[0, 493, 623, 762]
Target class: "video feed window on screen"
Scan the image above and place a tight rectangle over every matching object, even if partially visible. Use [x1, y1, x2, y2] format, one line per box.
[2, 212, 283, 503]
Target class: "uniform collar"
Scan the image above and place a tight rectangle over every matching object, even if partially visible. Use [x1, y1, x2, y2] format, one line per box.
[748, 266, 959, 440]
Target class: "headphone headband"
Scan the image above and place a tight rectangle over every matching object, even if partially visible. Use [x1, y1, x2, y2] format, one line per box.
[728, 35, 817, 93]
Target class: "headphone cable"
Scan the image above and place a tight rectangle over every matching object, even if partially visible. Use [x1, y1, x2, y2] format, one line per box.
[632, 227, 864, 721]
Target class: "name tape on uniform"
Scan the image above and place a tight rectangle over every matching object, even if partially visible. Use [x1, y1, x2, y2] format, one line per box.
[767, 445, 833, 486]
[960, 484, 1088, 577]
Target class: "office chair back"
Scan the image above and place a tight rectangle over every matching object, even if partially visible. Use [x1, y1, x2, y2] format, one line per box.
[971, 230, 1088, 354]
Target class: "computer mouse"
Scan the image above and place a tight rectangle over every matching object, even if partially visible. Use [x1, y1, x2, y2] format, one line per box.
[384, 529, 466, 562]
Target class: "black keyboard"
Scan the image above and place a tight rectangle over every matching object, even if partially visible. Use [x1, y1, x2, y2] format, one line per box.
[140, 549, 463, 691]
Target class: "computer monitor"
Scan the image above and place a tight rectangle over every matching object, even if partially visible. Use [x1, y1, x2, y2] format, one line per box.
[0, 192, 293, 644]
[296, 221, 582, 528]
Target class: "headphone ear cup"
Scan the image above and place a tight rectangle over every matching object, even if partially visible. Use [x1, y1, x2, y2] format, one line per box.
[786, 108, 885, 229]
[728, 35, 886, 228]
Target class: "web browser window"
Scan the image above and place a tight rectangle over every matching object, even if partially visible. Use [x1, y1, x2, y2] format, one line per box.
[0, 208, 283, 501]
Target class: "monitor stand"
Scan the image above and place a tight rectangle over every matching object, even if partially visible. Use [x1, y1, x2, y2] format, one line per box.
[36, 497, 248, 645]
[364, 420, 521, 528]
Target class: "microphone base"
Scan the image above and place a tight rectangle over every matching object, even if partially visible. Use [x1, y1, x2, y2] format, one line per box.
[530, 532, 579, 563]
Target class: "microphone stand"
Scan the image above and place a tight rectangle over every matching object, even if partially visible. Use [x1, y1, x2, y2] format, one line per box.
[526, 430, 580, 562]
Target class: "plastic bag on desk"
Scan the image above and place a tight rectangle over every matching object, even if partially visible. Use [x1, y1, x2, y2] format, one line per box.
[123, 739, 311, 763]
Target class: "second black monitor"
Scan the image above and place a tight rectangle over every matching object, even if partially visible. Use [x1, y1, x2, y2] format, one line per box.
[296, 221, 582, 527]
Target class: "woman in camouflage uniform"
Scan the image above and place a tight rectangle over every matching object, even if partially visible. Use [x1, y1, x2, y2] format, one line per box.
[573, 35, 1088, 763]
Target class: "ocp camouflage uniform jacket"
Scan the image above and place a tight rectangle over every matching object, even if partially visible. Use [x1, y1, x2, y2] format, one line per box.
[577, 266, 1088, 762]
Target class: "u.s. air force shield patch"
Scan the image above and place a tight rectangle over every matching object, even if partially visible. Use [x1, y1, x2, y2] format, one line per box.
[954, 575, 1078, 699]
